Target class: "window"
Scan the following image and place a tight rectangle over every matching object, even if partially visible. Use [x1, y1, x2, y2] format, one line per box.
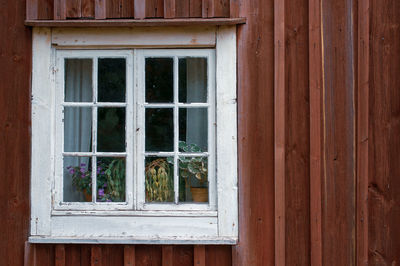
[30, 26, 237, 244]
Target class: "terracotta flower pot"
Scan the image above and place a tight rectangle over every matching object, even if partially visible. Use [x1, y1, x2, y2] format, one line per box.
[83, 189, 92, 202]
[190, 187, 208, 202]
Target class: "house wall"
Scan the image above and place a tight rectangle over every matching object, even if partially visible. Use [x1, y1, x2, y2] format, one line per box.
[1, 0, 400, 265]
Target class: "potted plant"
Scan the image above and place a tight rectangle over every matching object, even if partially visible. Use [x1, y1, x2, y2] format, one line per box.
[67, 158, 126, 202]
[175, 141, 208, 202]
[145, 158, 174, 202]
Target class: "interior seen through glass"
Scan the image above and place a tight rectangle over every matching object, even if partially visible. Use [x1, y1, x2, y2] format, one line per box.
[63, 58, 127, 203]
[145, 57, 209, 203]
[62, 56, 209, 204]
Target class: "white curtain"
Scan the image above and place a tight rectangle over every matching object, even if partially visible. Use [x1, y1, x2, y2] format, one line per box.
[186, 58, 208, 151]
[63, 59, 93, 202]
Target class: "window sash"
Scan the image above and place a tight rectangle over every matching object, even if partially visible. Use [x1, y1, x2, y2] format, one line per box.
[53, 49, 216, 212]
[54, 50, 134, 211]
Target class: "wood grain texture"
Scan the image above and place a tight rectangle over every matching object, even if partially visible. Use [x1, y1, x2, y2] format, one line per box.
[82, 0, 95, 18]
[0, 0, 32, 265]
[284, 0, 310, 264]
[175, 0, 189, 18]
[369, 0, 400, 264]
[321, 0, 356, 264]
[189, 0, 202, 17]
[124, 245, 135, 266]
[135, 245, 162, 265]
[233, 0, 275, 265]
[95, 0, 107, 19]
[162, 246, 173, 266]
[357, 0, 369, 265]
[54, 0, 66, 19]
[91, 246, 102, 266]
[133, 0, 145, 19]
[194, 245, 205, 266]
[309, 0, 323, 265]
[38, 0, 54, 19]
[173, 246, 193, 265]
[55, 245, 65, 266]
[145, 0, 164, 18]
[274, 0, 286, 264]
[164, 0, 175, 18]
[66, 0, 82, 18]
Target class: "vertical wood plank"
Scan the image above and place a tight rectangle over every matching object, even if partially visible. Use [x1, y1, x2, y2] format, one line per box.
[205, 246, 232, 266]
[38, 0, 54, 19]
[124, 246, 135, 266]
[233, 0, 275, 264]
[54, 245, 65, 266]
[91, 246, 102, 266]
[82, 0, 95, 18]
[309, 0, 323, 265]
[284, 0, 311, 264]
[95, 0, 107, 19]
[135, 246, 162, 265]
[54, 0, 66, 19]
[0, 0, 31, 262]
[106, 0, 121, 18]
[65, 245, 81, 266]
[274, 0, 286, 264]
[27, 0, 39, 19]
[189, 0, 202, 17]
[357, 0, 369, 265]
[229, 0, 239, 18]
[66, 0, 82, 18]
[175, 0, 189, 18]
[121, 0, 134, 18]
[162, 246, 173, 266]
[369, 0, 400, 264]
[321, 0, 356, 264]
[193, 246, 205, 266]
[173, 246, 193, 265]
[164, 0, 176, 18]
[145, 0, 163, 18]
[24, 242, 35, 266]
[201, 0, 209, 18]
[208, 0, 229, 18]
[134, 0, 145, 19]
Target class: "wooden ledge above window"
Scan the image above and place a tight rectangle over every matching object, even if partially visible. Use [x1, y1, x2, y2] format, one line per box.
[25, 18, 246, 27]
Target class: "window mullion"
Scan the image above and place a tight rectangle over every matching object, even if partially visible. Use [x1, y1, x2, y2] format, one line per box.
[173, 56, 179, 205]
[91, 57, 98, 203]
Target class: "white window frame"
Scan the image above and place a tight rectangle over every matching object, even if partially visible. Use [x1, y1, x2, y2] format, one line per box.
[30, 26, 238, 244]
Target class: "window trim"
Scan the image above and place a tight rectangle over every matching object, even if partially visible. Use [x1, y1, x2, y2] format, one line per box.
[30, 26, 238, 244]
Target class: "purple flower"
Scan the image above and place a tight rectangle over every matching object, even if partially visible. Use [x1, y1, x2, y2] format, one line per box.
[80, 168, 86, 173]
[80, 163, 86, 167]
[98, 189, 105, 197]
[97, 166, 102, 174]
[68, 168, 75, 174]
[103, 182, 108, 188]
[81, 174, 85, 179]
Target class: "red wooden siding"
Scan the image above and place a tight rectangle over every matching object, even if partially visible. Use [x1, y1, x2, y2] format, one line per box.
[2, 0, 400, 265]
[28, 0, 232, 19]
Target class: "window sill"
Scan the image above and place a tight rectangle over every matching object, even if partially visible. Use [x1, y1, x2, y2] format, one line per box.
[25, 18, 246, 28]
[29, 236, 238, 245]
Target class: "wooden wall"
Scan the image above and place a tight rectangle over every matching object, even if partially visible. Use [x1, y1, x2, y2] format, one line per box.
[0, 0, 399, 265]
[26, 0, 232, 20]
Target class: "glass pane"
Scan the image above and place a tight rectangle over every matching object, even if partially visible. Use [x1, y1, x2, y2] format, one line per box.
[146, 58, 173, 103]
[63, 156, 92, 202]
[97, 108, 126, 152]
[145, 157, 174, 203]
[96, 157, 126, 202]
[179, 58, 207, 103]
[64, 107, 92, 152]
[65, 59, 93, 102]
[178, 157, 208, 203]
[179, 108, 208, 152]
[145, 108, 173, 152]
[98, 58, 126, 102]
